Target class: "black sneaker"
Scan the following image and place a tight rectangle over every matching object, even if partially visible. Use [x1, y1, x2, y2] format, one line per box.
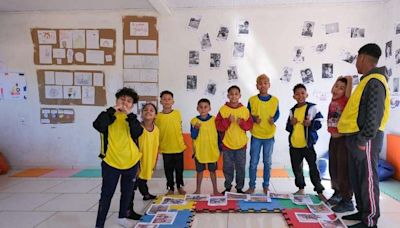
[342, 211, 362, 221]
[143, 194, 157, 201]
[332, 200, 354, 213]
[327, 192, 342, 206]
[127, 211, 142, 220]
[221, 188, 231, 195]
[236, 189, 245, 194]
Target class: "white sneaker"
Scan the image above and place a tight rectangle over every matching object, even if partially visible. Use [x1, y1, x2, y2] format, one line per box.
[117, 218, 135, 228]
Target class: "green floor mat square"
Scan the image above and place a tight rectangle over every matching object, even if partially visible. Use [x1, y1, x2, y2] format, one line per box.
[277, 194, 321, 209]
[380, 179, 400, 201]
[183, 170, 195, 178]
[72, 169, 101, 177]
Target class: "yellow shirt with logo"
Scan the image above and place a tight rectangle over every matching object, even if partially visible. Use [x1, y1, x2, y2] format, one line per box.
[290, 105, 307, 148]
[103, 112, 141, 169]
[138, 125, 159, 180]
[248, 95, 279, 139]
[219, 105, 250, 150]
[155, 110, 187, 154]
[191, 116, 220, 163]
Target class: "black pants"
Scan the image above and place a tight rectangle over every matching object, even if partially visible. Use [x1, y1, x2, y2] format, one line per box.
[163, 152, 184, 190]
[135, 178, 150, 196]
[346, 131, 383, 227]
[289, 146, 324, 193]
[95, 161, 139, 228]
[329, 136, 353, 201]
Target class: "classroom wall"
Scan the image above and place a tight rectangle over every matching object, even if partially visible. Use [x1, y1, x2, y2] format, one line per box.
[0, 1, 396, 169]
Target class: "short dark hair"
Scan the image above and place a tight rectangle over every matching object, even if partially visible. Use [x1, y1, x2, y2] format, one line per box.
[115, 87, 139, 103]
[228, 85, 241, 93]
[337, 77, 348, 85]
[358, 43, 381, 60]
[160, 90, 174, 98]
[198, 98, 210, 106]
[293, 83, 306, 93]
[143, 103, 158, 114]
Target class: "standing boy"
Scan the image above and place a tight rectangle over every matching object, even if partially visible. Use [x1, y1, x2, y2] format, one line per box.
[93, 87, 143, 228]
[285, 84, 325, 198]
[155, 90, 187, 195]
[191, 98, 220, 195]
[216, 85, 253, 194]
[246, 74, 279, 194]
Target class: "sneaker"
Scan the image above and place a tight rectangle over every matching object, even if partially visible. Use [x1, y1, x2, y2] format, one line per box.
[332, 200, 355, 213]
[143, 194, 157, 200]
[263, 187, 269, 195]
[236, 189, 244, 194]
[177, 187, 186, 195]
[126, 211, 142, 220]
[342, 211, 362, 221]
[245, 188, 255, 194]
[221, 188, 231, 195]
[293, 189, 305, 195]
[117, 218, 136, 228]
[328, 192, 342, 206]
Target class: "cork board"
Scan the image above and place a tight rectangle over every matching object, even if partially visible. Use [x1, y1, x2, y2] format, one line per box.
[31, 28, 116, 65]
[40, 108, 75, 124]
[37, 69, 106, 106]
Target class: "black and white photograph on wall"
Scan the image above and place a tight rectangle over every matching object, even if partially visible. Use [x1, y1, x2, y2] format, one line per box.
[393, 77, 399, 93]
[200, 33, 212, 50]
[300, 68, 314, 84]
[385, 41, 392, 58]
[352, 75, 360, 86]
[322, 63, 333, 78]
[325, 22, 339, 34]
[189, 50, 199, 66]
[350, 27, 365, 38]
[391, 96, 400, 110]
[301, 21, 315, 37]
[341, 50, 357, 64]
[386, 68, 392, 78]
[233, 42, 245, 58]
[210, 53, 221, 68]
[227, 65, 238, 81]
[281, 67, 293, 82]
[188, 16, 201, 30]
[206, 81, 217, 95]
[396, 23, 400, 34]
[237, 20, 249, 35]
[395, 49, 400, 64]
[187, 75, 197, 90]
[293, 47, 305, 63]
[217, 26, 229, 41]
[315, 43, 327, 53]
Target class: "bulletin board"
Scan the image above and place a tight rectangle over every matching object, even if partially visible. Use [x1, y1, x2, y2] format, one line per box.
[31, 28, 116, 65]
[122, 16, 159, 110]
[40, 108, 75, 124]
[37, 69, 106, 106]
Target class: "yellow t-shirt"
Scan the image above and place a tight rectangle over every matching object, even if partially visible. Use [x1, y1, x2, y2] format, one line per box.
[218, 105, 250, 150]
[248, 95, 279, 139]
[191, 116, 220, 163]
[155, 110, 187, 154]
[290, 105, 307, 148]
[103, 112, 141, 169]
[138, 125, 159, 180]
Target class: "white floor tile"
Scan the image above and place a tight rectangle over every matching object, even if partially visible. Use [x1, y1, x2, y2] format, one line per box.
[1, 180, 63, 193]
[0, 193, 59, 211]
[0, 211, 55, 228]
[104, 212, 140, 228]
[44, 180, 100, 193]
[35, 211, 97, 228]
[227, 213, 287, 228]
[0, 178, 24, 191]
[379, 192, 400, 212]
[35, 193, 99, 211]
[191, 213, 228, 228]
[89, 193, 151, 214]
[0, 192, 12, 200]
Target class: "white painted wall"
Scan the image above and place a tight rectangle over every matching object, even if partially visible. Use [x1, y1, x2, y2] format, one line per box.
[0, 2, 396, 169]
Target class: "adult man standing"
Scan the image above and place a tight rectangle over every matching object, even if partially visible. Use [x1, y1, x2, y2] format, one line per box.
[338, 43, 390, 228]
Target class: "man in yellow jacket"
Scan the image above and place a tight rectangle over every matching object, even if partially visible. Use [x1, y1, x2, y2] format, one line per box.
[338, 43, 390, 228]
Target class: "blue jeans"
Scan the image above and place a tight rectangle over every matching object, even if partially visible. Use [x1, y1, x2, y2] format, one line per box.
[248, 136, 274, 189]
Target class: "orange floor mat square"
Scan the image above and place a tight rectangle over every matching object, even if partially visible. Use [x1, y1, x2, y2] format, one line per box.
[257, 168, 289, 178]
[12, 168, 54, 177]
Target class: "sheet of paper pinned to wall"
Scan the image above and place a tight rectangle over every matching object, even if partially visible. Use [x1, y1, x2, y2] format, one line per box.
[45, 85, 63, 99]
[124, 55, 159, 69]
[44, 71, 55, 84]
[124, 69, 158, 82]
[81, 86, 95, 104]
[72, 30, 86, 48]
[53, 48, 66, 59]
[93, 72, 104, 86]
[100, 38, 113, 48]
[39, 45, 53, 64]
[55, 72, 73, 85]
[130, 22, 149, 36]
[125, 40, 137, 53]
[63, 86, 81, 99]
[74, 72, 92, 86]
[124, 82, 158, 96]
[0, 72, 28, 100]
[138, 40, 157, 54]
[86, 50, 104, 64]
[105, 55, 113, 62]
[86, 30, 100, 49]
[59, 30, 73, 48]
[37, 30, 57, 44]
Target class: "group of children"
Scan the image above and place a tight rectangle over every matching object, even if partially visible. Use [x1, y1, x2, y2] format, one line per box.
[93, 73, 354, 228]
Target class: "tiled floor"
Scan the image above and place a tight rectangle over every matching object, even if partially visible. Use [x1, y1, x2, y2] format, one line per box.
[1, 173, 400, 228]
